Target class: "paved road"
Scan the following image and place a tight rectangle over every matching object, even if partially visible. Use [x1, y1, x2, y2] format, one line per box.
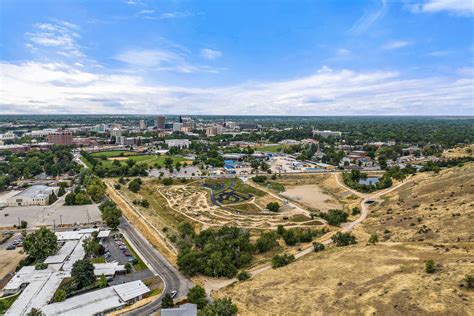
[119, 217, 192, 315]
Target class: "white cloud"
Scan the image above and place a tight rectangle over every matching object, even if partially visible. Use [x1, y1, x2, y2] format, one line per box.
[115, 49, 219, 73]
[426, 50, 452, 57]
[350, 0, 388, 35]
[1, 61, 472, 115]
[409, 0, 474, 16]
[200, 48, 222, 60]
[382, 40, 412, 50]
[25, 21, 84, 58]
[337, 48, 351, 56]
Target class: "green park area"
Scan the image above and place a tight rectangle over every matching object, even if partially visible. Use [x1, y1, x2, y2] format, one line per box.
[258, 144, 288, 153]
[87, 151, 191, 169]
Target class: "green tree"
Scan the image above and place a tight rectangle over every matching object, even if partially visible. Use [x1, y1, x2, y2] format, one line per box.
[74, 192, 90, 205]
[83, 236, 101, 258]
[53, 289, 67, 302]
[255, 231, 278, 253]
[48, 192, 58, 205]
[86, 178, 106, 202]
[161, 293, 175, 308]
[20, 220, 28, 229]
[58, 186, 66, 197]
[271, 253, 295, 268]
[425, 260, 436, 274]
[128, 179, 141, 193]
[98, 274, 107, 288]
[331, 232, 357, 247]
[23, 227, 58, 261]
[71, 260, 95, 289]
[187, 285, 208, 309]
[351, 207, 361, 215]
[125, 263, 132, 274]
[199, 297, 237, 316]
[101, 203, 122, 229]
[266, 201, 280, 212]
[64, 192, 76, 205]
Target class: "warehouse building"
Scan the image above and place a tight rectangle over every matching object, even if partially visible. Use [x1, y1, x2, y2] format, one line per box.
[7, 185, 59, 207]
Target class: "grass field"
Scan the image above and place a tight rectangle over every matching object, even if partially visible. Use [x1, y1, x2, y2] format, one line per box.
[258, 144, 288, 153]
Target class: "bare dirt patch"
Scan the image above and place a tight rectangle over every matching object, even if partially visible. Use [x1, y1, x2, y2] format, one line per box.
[0, 249, 25, 281]
[281, 184, 342, 212]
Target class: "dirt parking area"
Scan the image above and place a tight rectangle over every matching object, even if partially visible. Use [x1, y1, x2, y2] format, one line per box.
[281, 184, 342, 212]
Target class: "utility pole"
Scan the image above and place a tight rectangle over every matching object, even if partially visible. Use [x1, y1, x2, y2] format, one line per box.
[60, 215, 63, 226]
[53, 220, 56, 232]
[18, 217, 20, 227]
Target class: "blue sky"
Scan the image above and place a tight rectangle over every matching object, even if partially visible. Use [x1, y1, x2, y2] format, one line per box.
[0, 0, 473, 115]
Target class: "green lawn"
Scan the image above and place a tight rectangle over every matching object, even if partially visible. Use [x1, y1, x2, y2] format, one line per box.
[124, 239, 147, 272]
[258, 144, 288, 153]
[265, 181, 285, 192]
[0, 292, 21, 314]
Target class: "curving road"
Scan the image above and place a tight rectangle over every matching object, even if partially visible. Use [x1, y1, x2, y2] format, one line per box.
[119, 217, 192, 315]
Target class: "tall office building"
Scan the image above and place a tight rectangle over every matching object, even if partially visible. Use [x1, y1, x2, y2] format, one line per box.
[47, 131, 73, 146]
[156, 115, 166, 130]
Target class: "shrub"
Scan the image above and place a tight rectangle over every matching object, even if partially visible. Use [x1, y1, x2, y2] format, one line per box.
[114, 183, 121, 190]
[320, 209, 348, 226]
[237, 270, 251, 281]
[351, 207, 361, 215]
[161, 293, 174, 308]
[272, 253, 295, 268]
[162, 178, 173, 186]
[187, 285, 208, 309]
[255, 231, 278, 253]
[313, 242, 325, 252]
[53, 289, 67, 302]
[252, 175, 267, 183]
[35, 262, 48, 270]
[266, 202, 280, 212]
[368, 234, 379, 244]
[128, 178, 141, 193]
[425, 260, 436, 273]
[332, 232, 357, 247]
[465, 275, 474, 288]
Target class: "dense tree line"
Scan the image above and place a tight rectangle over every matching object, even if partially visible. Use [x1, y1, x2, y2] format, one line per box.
[0, 146, 77, 190]
[99, 200, 122, 229]
[81, 151, 148, 178]
[177, 226, 254, 278]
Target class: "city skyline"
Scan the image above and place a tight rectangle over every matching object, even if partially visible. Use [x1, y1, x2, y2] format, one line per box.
[1, 0, 473, 115]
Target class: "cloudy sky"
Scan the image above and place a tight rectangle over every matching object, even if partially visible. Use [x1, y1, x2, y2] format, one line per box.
[0, 0, 473, 115]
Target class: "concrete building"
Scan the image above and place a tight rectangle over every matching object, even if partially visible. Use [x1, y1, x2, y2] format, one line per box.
[0, 132, 17, 141]
[47, 131, 73, 146]
[139, 119, 147, 130]
[156, 115, 166, 130]
[7, 185, 59, 206]
[165, 139, 191, 149]
[161, 303, 197, 316]
[312, 130, 342, 138]
[4, 229, 148, 316]
[173, 122, 183, 132]
[110, 128, 122, 138]
[206, 125, 225, 137]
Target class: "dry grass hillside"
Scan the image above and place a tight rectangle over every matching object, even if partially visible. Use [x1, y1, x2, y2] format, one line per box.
[363, 163, 474, 243]
[217, 242, 474, 315]
[215, 164, 474, 315]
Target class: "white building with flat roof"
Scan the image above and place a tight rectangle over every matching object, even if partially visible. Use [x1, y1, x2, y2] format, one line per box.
[7, 185, 59, 207]
[165, 139, 190, 149]
[312, 130, 342, 138]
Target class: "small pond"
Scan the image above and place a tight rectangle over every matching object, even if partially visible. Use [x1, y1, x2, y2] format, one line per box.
[358, 177, 380, 185]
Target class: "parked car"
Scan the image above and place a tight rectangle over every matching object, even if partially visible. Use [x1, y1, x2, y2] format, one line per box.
[171, 290, 178, 298]
[6, 244, 16, 250]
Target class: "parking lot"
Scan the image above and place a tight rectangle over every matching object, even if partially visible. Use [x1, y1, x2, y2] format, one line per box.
[102, 233, 153, 285]
[0, 195, 102, 228]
